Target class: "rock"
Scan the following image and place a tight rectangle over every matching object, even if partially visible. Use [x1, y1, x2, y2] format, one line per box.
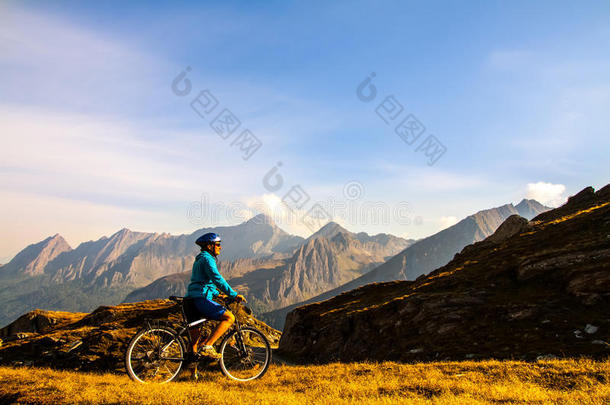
[537, 354, 558, 361]
[409, 348, 424, 354]
[592, 340, 608, 346]
[574, 330, 584, 339]
[0, 309, 86, 338]
[585, 324, 599, 334]
[485, 215, 531, 244]
[508, 308, 536, 320]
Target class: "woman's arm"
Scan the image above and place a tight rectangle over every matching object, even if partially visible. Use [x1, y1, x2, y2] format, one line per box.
[204, 256, 238, 298]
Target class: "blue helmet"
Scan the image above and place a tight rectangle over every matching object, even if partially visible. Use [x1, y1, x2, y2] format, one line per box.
[195, 232, 221, 248]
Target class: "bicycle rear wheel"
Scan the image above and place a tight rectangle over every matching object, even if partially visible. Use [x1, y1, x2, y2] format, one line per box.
[125, 326, 186, 383]
[219, 326, 271, 381]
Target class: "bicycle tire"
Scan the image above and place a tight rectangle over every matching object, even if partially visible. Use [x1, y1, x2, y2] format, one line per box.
[125, 326, 186, 383]
[219, 326, 272, 381]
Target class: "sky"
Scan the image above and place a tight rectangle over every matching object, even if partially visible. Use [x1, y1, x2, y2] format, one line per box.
[1, 0, 609, 262]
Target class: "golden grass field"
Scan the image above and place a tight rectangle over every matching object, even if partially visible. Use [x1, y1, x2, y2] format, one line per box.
[0, 359, 608, 404]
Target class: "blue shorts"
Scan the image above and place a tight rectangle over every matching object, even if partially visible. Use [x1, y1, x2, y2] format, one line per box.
[183, 297, 227, 322]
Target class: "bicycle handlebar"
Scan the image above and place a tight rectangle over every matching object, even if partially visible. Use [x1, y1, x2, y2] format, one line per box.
[168, 295, 252, 315]
[226, 296, 252, 315]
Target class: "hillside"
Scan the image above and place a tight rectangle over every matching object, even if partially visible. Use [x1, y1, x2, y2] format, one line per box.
[0, 298, 280, 373]
[264, 199, 549, 329]
[278, 185, 610, 362]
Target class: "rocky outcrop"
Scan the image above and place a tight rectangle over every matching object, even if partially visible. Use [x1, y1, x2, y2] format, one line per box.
[0, 299, 280, 372]
[278, 185, 610, 362]
[484, 214, 531, 244]
[0, 309, 87, 338]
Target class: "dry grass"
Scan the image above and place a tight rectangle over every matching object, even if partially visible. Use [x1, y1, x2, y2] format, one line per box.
[0, 359, 608, 404]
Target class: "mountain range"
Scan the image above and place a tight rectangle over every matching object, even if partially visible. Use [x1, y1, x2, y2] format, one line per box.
[0, 215, 303, 326]
[2, 215, 303, 287]
[0, 199, 548, 328]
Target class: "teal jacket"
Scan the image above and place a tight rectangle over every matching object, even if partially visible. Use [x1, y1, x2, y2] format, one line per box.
[185, 251, 238, 300]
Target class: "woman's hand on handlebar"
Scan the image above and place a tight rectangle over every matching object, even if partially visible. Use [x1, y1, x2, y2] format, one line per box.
[235, 294, 247, 303]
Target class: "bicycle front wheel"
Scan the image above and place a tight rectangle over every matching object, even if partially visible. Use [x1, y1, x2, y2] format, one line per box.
[125, 326, 186, 383]
[219, 326, 272, 381]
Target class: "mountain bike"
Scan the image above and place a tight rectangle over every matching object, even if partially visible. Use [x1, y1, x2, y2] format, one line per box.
[125, 296, 272, 383]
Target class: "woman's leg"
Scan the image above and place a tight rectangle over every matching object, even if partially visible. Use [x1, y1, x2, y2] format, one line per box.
[203, 310, 235, 346]
[189, 327, 201, 352]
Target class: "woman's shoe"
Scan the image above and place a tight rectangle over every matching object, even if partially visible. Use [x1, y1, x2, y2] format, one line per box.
[199, 345, 221, 359]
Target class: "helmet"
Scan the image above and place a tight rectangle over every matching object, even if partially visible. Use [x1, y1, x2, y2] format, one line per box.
[195, 232, 221, 248]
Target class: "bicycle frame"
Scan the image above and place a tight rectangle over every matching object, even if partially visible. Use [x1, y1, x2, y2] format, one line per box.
[168, 297, 247, 359]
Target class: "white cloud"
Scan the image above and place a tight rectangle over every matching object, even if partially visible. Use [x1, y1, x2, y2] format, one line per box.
[526, 182, 567, 207]
[242, 194, 316, 237]
[439, 216, 458, 229]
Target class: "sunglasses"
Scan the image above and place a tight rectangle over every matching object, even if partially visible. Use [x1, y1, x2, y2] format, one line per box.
[213, 242, 221, 247]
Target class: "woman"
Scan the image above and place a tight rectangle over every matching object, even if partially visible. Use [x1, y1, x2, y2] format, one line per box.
[183, 232, 246, 359]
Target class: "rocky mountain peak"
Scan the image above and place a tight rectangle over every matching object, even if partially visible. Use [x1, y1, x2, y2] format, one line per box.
[309, 221, 350, 240]
[515, 199, 549, 219]
[244, 213, 276, 227]
[0, 234, 72, 276]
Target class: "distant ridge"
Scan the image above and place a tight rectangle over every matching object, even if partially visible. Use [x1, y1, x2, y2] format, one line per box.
[1, 215, 303, 288]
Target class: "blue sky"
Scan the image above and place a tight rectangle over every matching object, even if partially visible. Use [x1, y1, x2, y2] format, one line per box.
[1, 0, 609, 261]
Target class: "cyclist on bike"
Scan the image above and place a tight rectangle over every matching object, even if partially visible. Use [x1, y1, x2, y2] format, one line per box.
[183, 232, 246, 359]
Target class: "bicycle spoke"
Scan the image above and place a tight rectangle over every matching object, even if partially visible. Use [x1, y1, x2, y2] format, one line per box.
[126, 327, 184, 384]
[220, 327, 271, 381]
